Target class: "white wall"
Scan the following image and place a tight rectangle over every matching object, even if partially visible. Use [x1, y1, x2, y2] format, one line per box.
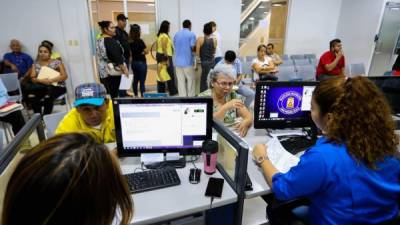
[285, 0, 342, 57]
[335, 0, 385, 74]
[0, 0, 95, 96]
[155, 0, 241, 53]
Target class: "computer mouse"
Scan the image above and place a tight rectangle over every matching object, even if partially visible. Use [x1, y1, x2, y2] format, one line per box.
[189, 168, 201, 184]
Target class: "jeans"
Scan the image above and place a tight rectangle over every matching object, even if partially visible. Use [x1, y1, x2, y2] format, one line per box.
[26, 85, 66, 115]
[237, 84, 255, 107]
[131, 61, 147, 97]
[200, 61, 214, 92]
[100, 76, 123, 98]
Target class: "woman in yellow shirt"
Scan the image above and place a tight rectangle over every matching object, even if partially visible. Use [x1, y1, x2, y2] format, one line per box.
[156, 20, 177, 96]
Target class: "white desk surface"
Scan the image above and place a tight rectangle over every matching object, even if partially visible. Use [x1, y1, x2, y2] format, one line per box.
[105, 143, 237, 225]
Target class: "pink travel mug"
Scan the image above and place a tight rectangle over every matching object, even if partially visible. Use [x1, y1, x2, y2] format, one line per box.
[202, 140, 218, 174]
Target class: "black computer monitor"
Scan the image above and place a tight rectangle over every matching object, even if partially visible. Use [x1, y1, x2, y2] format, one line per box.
[113, 97, 213, 156]
[254, 81, 318, 129]
[367, 76, 400, 114]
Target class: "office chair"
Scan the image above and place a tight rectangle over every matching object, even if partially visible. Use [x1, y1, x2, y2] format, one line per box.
[0, 72, 22, 102]
[43, 111, 67, 138]
[264, 193, 400, 225]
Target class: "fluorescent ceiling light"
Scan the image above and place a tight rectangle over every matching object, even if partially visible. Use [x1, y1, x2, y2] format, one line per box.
[259, 6, 265, 8]
[249, 17, 255, 20]
[273, 3, 283, 6]
[147, 3, 154, 6]
[261, 0, 269, 2]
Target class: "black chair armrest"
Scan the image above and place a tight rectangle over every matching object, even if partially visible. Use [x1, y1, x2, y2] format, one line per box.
[263, 193, 310, 212]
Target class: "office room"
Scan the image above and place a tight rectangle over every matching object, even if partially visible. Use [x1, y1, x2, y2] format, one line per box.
[0, 0, 399, 224]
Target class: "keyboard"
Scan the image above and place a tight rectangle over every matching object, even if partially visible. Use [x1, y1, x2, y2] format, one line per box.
[125, 168, 181, 193]
[277, 135, 315, 155]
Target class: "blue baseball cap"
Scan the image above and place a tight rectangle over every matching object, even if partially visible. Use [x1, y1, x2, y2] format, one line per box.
[74, 83, 107, 107]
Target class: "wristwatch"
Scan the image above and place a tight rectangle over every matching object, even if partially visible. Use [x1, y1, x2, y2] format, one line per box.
[256, 155, 269, 165]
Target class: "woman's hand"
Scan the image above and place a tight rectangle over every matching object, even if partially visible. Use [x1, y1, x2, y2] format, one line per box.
[224, 99, 245, 111]
[252, 143, 268, 162]
[234, 120, 250, 137]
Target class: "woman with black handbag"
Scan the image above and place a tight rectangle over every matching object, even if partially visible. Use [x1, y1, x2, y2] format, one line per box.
[96, 20, 129, 98]
[25, 44, 67, 115]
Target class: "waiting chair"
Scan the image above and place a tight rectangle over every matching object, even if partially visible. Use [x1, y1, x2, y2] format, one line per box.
[290, 54, 305, 60]
[281, 60, 294, 67]
[242, 61, 253, 76]
[245, 55, 257, 63]
[277, 66, 298, 81]
[0, 72, 22, 102]
[43, 111, 67, 138]
[293, 59, 310, 66]
[304, 54, 316, 60]
[350, 63, 366, 76]
[282, 54, 290, 61]
[296, 65, 316, 81]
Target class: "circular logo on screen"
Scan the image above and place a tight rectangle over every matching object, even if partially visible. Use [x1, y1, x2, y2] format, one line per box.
[277, 91, 302, 115]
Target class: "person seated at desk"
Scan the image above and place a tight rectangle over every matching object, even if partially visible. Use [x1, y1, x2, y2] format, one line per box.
[0, 78, 25, 135]
[56, 83, 115, 143]
[199, 64, 252, 137]
[1, 133, 133, 225]
[252, 76, 400, 224]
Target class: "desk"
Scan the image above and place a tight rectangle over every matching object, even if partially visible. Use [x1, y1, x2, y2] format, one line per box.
[105, 143, 238, 225]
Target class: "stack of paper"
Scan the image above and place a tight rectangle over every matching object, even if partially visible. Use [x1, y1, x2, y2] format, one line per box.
[265, 137, 300, 173]
[0, 102, 23, 116]
[37, 66, 60, 86]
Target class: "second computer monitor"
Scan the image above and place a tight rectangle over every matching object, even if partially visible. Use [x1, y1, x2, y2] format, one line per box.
[254, 81, 318, 129]
[113, 97, 213, 156]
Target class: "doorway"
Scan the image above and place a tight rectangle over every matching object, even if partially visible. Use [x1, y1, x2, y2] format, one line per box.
[369, 2, 400, 76]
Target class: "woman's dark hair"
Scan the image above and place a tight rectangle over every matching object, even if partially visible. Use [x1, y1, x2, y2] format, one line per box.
[129, 24, 141, 42]
[313, 76, 399, 168]
[209, 21, 216, 28]
[41, 40, 54, 49]
[257, 44, 267, 52]
[157, 20, 170, 37]
[98, 20, 112, 33]
[203, 23, 213, 36]
[1, 133, 133, 225]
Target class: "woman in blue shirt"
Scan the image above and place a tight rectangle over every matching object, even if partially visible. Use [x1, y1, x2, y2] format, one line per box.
[253, 76, 400, 225]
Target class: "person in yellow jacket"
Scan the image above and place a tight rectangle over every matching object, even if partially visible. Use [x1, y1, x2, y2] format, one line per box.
[55, 83, 115, 143]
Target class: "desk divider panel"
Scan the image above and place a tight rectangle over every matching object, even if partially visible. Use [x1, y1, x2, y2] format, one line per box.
[213, 120, 249, 225]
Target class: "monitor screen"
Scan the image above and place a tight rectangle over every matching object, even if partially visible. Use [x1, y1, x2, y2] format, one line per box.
[367, 76, 400, 114]
[254, 81, 318, 129]
[113, 97, 213, 156]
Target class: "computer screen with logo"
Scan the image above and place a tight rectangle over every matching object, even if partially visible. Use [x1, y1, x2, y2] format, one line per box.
[113, 97, 213, 156]
[254, 81, 318, 129]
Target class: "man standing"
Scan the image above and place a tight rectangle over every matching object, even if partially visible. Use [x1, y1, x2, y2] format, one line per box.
[173, 20, 196, 97]
[56, 83, 115, 143]
[266, 43, 282, 66]
[3, 39, 33, 80]
[316, 39, 345, 81]
[115, 14, 131, 66]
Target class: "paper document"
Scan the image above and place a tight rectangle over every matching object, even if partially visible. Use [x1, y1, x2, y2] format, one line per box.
[37, 66, 60, 86]
[265, 137, 300, 173]
[119, 74, 133, 90]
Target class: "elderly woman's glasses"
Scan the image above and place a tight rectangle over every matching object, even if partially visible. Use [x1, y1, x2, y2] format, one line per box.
[215, 81, 234, 87]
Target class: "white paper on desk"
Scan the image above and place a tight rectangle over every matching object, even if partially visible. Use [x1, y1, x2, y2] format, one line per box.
[119, 74, 133, 90]
[37, 66, 60, 86]
[266, 137, 300, 173]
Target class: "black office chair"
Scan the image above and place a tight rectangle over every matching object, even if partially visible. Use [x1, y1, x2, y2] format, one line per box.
[264, 193, 400, 225]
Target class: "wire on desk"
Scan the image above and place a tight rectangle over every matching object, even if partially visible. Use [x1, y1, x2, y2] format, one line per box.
[186, 155, 200, 169]
[133, 162, 148, 174]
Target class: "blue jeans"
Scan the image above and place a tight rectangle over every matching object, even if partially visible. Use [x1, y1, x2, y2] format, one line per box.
[131, 61, 147, 96]
[237, 84, 255, 107]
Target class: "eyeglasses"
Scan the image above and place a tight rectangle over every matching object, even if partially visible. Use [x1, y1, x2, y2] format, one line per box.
[215, 81, 234, 87]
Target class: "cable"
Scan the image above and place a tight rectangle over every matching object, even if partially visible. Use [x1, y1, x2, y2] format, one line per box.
[209, 197, 214, 209]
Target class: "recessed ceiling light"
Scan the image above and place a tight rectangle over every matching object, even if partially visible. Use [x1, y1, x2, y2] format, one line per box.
[261, 0, 269, 2]
[273, 3, 283, 6]
[249, 17, 255, 20]
[147, 3, 155, 6]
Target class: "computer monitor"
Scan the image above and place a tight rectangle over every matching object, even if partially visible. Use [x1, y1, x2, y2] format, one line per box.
[113, 97, 213, 156]
[367, 76, 400, 114]
[0, 114, 44, 214]
[254, 81, 318, 129]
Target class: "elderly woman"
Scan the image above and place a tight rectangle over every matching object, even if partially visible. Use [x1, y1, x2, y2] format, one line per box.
[199, 64, 252, 137]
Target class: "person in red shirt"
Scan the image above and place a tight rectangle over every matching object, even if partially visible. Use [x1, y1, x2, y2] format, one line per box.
[316, 39, 345, 81]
